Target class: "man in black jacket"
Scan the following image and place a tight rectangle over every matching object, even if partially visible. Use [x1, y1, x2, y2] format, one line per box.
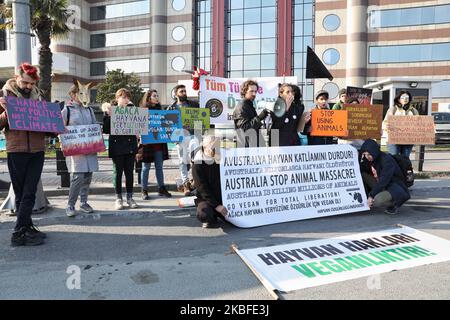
[192, 135, 227, 228]
[167, 84, 199, 196]
[360, 139, 410, 215]
[233, 80, 268, 148]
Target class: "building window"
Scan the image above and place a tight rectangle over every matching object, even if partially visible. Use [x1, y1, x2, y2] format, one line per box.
[172, 26, 186, 42]
[370, 4, 450, 28]
[90, 1, 150, 21]
[369, 42, 450, 64]
[195, 0, 212, 72]
[90, 29, 150, 49]
[293, 0, 315, 107]
[432, 80, 450, 98]
[322, 82, 339, 100]
[172, 0, 186, 11]
[322, 48, 340, 65]
[171, 56, 186, 71]
[90, 59, 150, 76]
[226, 0, 277, 78]
[323, 14, 340, 32]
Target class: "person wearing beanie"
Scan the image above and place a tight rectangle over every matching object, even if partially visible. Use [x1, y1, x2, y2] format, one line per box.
[302, 90, 335, 145]
[332, 88, 347, 110]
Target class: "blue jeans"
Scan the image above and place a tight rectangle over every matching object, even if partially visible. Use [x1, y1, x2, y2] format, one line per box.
[387, 144, 413, 158]
[141, 151, 165, 190]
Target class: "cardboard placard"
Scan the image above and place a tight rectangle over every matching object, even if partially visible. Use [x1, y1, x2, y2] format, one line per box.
[59, 124, 105, 156]
[343, 104, 383, 140]
[311, 109, 348, 137]
[180, 107, 210, 130]
[387, 115, 435, 145]
[110, 105, 149, 135]
[6, 96, 64, 133]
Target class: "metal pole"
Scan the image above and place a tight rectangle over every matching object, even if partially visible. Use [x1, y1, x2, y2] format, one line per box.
[11, 0, 32, 69]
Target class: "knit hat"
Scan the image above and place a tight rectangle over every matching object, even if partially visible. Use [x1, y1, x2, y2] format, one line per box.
[315, 90, 329, 100]
[338, 88, 347, 96]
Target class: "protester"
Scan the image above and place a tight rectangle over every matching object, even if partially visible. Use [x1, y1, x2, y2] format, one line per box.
[62, 84, 99, 217]
[332, 88, 347, 110]
[360, 139, 410, 215]
[137, 89, 171, 200]
[269, 83, 304, 146]
[303, 90, 335, 145]
[0, 63, 47, 246]
[192, 134, 227, 228]
[167, 84, 199, 196]
[102, 89, 139, 210]
[385, 90, 419, 158]
[233, 80, 268, 148]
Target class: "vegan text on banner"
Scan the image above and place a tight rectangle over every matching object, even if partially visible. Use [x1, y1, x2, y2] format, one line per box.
[220, 144, 369, 228]
[6, 96, 65, 133]
[235, 226, 450, 292]
[386, 115, 435, 145]
[59, 124, 105, 157]
[110, 105, 149, 136]
[311, 109, 348, 137]
[343, 104, 383, 140]
[141, 110, 183, 144]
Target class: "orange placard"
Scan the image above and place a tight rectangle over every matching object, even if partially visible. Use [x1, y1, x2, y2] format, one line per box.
[311, 109, 348, 137]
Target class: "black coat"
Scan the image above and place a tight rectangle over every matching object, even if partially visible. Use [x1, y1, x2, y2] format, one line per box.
[270, 102, 304, 146]
[192, 151, 222, 208]
[233, 99, 265, 148]
[360, 139, 410, 207]
[102, 113, 138, 158]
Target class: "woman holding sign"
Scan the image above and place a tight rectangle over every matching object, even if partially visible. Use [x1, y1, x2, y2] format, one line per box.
[137, 90, 171, 200]
[269, 84, 304, 147]
[385, 90, 419, 158]
[102, 89, 139, 210]
[62, 84, 99, 217]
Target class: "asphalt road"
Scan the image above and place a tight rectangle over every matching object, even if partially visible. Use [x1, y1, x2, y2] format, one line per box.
[0, 181, 449, 300]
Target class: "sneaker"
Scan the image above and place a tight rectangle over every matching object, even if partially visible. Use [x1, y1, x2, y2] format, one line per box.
[158, 187, 172, 198]
[127, 198, 139, 209]
[66, 206, 76, 217]
[385, 206, 399, 215]
[11, 227, 44, 246]
[201, 220, 220, 229]
[29, 225, 46, 239]
[142, 190, 150, 200]
[80, 203, 94, 214]
[115, 199, 124, 210]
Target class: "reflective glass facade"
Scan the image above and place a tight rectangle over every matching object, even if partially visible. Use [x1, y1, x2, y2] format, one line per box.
[227, 0, 277, 78]
[90, 29, 150, 49]
[91, 59, 150, 76]
[90, 1, 150, 21]
[195, 0, 212, 71]
[370, 4, 450, 28]
[369, 42, 450, 64]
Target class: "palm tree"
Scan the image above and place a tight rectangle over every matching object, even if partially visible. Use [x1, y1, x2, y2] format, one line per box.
[0, 0, 71, 100]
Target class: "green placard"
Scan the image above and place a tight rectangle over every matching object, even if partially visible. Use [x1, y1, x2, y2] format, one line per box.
[180, 107, 210, 130]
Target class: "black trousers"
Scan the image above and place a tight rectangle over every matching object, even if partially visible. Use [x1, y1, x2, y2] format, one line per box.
[7, 152, 45, 231]
[112, 154, 135, 196]
[196, 201, 223, 224]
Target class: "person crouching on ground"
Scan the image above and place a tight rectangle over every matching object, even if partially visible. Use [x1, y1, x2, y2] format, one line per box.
[102, 89, 139, 210]
[360, 139, 410, 215]
[63, 84, 99, 217]
[192, 134, 227, 228]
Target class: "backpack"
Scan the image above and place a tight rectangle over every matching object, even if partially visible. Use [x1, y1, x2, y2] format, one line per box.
[392, 154, 414, 187]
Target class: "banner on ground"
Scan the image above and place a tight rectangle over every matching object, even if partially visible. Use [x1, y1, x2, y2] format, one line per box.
[5, 96, 64, 133]
[141, 110, 183, 144]
[387, 115, 435, 145]
[343, 104, 383, 140]
[220, 144, 369, 228]
[346, 86, 373, 105]
[235, 226, 450, 292]
[59, 124, 105, 156]
[311, 109, 348, 137]
[200, 76, 298, 124]
[110, 105, 148, 135]
[180, 107, 210, 130]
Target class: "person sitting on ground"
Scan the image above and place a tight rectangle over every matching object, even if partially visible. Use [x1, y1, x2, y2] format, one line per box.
[192, 134, 227, 228]
[360, 139, 410, 215]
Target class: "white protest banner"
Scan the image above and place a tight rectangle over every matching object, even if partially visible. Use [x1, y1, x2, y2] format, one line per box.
[110, 105, 149, 135]
[59, 124, 105, 156]
[235, 226, 450, 293]
[220, 144, 368, 228]
[200, 76, 297, 124]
